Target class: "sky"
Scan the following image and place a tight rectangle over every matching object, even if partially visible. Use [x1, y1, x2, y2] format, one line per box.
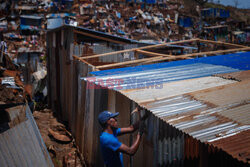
[215, 0, 250, 9]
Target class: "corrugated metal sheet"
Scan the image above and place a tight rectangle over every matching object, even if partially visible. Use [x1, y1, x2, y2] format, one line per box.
[85, 63, 239, 90]
[86, 53, 250, 164]
[0, 105, 54, 167]
[120, 76, 236, 103]
[137, 95, 250, 163]
[92, 43, 138, 62]
[211, 130, 250, 163]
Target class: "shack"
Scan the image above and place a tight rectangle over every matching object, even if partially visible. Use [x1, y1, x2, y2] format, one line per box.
[84, 51, 250, 167]
[46, 24, 250, 166]
[17, 47, 44, 84]
[20, 15, 43, 35]
[203, 25, 228, 41]
[201, 8, 230, 19]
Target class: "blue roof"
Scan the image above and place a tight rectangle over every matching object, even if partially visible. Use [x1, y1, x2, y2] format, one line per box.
[91, 52, 250, 76]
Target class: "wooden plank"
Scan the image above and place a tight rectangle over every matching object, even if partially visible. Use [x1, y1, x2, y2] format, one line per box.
[74, 30, 127, 44]
[96, 47, 250, 69]
[95, 56, 166, 69]
[198, 39, 248, 48]
[136, 49, 175, 58]
[79, 39, 199, 60]
[180, 47, 250, 58]
[73, 55, 96, 69]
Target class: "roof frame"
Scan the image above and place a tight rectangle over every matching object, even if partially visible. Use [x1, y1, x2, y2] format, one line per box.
[73, 38, 250, 71]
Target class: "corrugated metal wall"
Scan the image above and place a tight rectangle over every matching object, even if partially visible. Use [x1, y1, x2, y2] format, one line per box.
[0, 105, 53, 167]
[47, 27, 139, 166]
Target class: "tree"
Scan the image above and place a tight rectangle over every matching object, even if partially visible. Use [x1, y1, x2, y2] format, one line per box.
[194, 0, 209, 6]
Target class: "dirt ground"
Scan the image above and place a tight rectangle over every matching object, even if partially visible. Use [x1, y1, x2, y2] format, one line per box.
[33, 109, 86, 167]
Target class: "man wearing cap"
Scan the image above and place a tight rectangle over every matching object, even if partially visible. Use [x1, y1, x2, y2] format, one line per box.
[98, 107, 144, 167]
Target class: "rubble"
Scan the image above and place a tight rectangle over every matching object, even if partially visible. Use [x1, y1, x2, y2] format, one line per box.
[1, 0, 250, 166]
[48, 128, 72, 143]
[33, 109, 84, 167]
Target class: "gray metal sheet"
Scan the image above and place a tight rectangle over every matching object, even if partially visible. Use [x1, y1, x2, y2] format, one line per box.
[84, 63, 239, 90]
[0, 105, 54, 167]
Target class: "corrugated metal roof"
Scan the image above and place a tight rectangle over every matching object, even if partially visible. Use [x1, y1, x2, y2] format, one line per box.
[0, 105, 54, 167]
[140, 95, 250, 162]
[211, 130, 250, 163]
[120, 76, 236, 103]
[86, 52, 250, 163]
[85, 63, 238, 90]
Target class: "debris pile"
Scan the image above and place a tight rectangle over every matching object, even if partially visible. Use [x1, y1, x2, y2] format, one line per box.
[33, 109, 85, 167]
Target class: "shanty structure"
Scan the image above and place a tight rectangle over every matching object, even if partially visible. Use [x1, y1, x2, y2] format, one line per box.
[0, 104, 53, 167]
[46, 25, 250, 166]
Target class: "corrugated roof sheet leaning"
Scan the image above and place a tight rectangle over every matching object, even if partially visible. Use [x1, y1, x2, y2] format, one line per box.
[0, 105, 54, 167]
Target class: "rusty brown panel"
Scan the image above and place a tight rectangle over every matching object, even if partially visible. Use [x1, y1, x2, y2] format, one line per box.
[195, 139, 200, 158]
[184, 135, 190, 159]
[211, 130, 250, 163]
[214, 70, 250, 82]
[188, 81, 250, 107]
[115, 91, 131, 167]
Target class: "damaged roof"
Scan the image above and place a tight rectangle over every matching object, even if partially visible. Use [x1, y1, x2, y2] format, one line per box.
[86, 51, 250, 163]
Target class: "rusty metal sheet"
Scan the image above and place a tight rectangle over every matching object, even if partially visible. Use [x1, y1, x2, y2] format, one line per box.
[214, 70, 250, 82]
[120, 76, 236, 103]
[189, 80, 250, 107]
[211, 130, 250, 163]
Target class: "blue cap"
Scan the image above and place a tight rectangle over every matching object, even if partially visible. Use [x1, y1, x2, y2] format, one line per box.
[98, 111, 119, 125]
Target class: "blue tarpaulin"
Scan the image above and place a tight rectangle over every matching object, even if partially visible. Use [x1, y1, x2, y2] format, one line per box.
[91, 52, 250, 76]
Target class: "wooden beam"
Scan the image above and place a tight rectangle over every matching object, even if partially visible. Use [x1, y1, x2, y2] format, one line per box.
[180, 47, 250, 58]
[95, 56, 165, 69]
[198, 39, 248, 48]
[136, 49, 175, 57]
[95, 47, 250, 69]
[73, 55, 96, 69]
[79, 38, 199, 60]
[74, 30, 127, 44]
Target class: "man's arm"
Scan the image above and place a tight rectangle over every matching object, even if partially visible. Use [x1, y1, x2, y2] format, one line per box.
[117, 121, 145, 155]
[119, 124, 137, 135]
[117, 133, 141, 156]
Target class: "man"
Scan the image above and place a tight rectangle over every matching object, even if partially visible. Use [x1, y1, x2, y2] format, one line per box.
[98, 107, 145, 167]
